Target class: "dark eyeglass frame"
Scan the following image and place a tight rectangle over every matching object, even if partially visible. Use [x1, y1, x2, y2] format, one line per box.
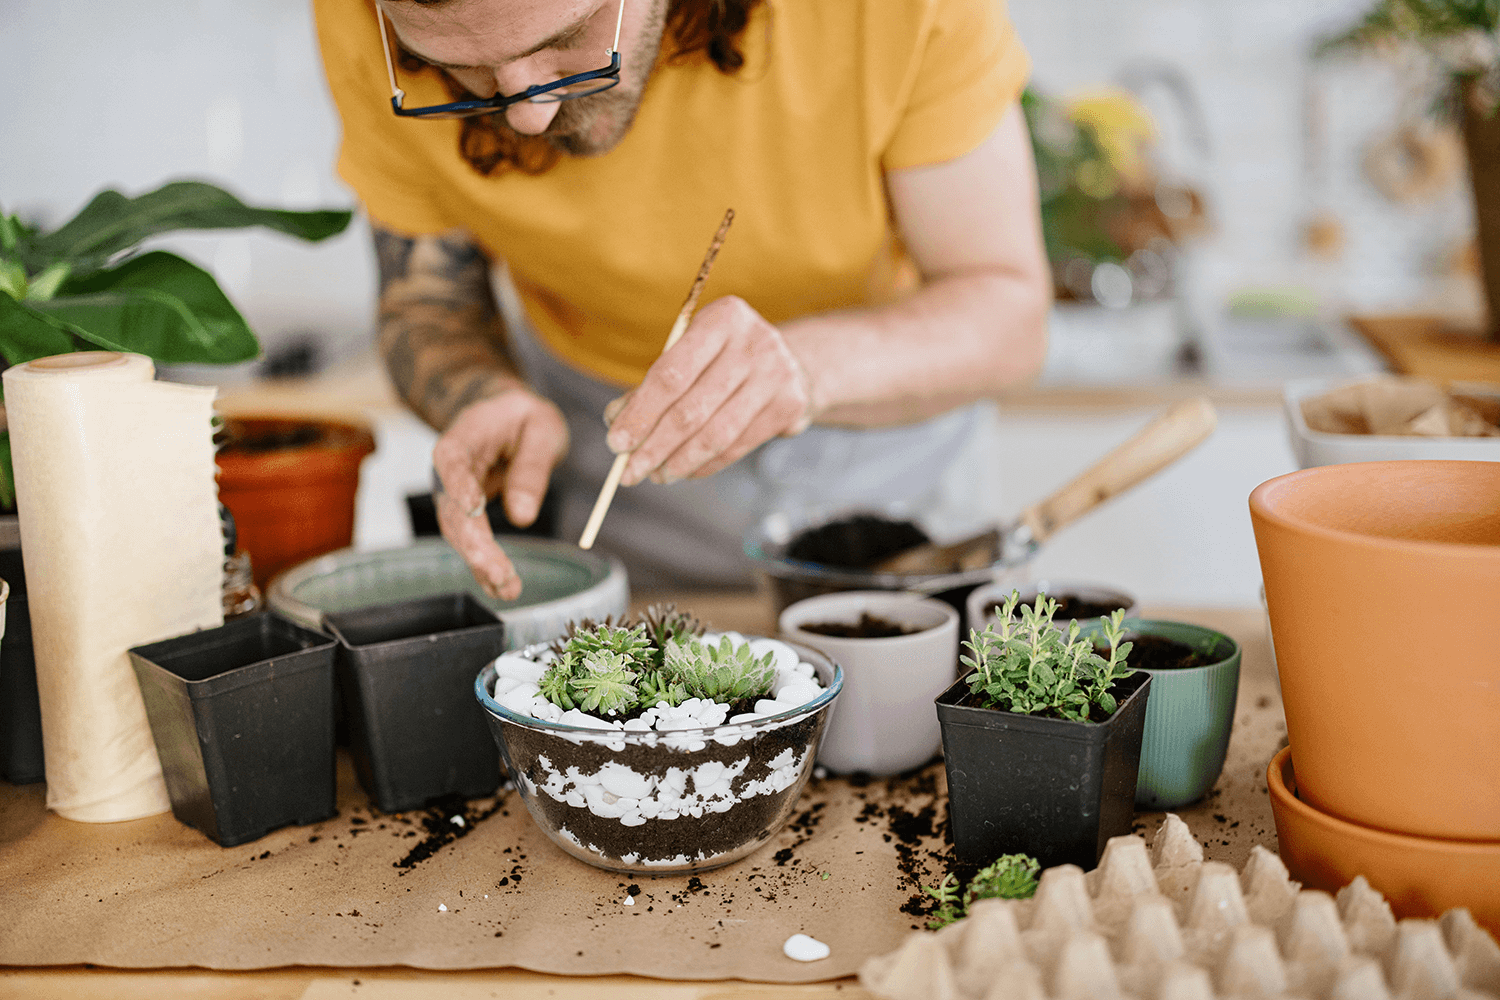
[378, 0, 625, 119]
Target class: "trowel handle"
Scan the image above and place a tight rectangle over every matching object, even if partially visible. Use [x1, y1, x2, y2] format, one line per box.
[1018, 396, 1217, 545]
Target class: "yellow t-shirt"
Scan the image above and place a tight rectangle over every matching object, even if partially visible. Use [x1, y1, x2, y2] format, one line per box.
[315, 0, 1030, 387]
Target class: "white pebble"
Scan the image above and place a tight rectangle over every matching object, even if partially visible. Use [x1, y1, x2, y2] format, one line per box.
[783, 934, 829, 962]
[749, 638, 800, 675]
[437, 903, 448, 913]
[623, 895, 635, 906]
[492, 675, 523, 697]
[598, 762, 653, 799]
[754, 699, 791, 716]
[729, 713, 764, 724]
[777, 683, 823, 707]
[793, 660, 816, 678]
[497, 682, 540, 716]
[450, 815, 465, 828]
[493, 653, 547, 684]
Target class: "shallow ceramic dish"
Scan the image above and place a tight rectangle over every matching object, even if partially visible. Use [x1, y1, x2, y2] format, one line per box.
[267, 536, 628, 650]
[1267, 746, 1500, 934]
[475, 640, 842, 875]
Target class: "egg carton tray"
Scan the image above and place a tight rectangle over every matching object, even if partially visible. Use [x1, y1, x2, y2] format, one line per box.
[860, 815, 1500, 1000]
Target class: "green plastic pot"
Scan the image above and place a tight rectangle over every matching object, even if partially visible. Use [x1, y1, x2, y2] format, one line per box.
[1083, 618, 1240, 809]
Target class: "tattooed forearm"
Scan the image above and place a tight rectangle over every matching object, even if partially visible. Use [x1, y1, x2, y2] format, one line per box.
[373, 225, 524, 430]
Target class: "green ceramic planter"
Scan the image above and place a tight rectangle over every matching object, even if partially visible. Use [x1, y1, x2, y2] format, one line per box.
[1083, 618, 1240, 809]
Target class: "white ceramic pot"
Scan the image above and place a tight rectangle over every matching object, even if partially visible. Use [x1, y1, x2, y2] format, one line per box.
[779, 591, 958, 776]
[965, 579, 1137, 636]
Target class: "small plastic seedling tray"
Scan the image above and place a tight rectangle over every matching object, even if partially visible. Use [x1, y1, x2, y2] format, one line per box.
[324, 593, 506, 813]
[129, 612, 338, 847]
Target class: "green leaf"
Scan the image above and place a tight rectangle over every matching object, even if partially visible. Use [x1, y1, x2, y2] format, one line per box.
[33, 181, 352, 277]
[0, 432, 13, 510]
[0, 290, 80, 364]
[31, 251, 258, 364]
[0, 260, 27, 301]
[1098, 691, 1117, 715]
[24, 261, 71, 302]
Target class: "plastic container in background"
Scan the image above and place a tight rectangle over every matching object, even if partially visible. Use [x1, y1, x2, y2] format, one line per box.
[935, 670, 1151, 869]
[325, 593, 507, 813]
[1283, 378, 1500, 469]
[778, 591, 957, 775]
[128, 612, 338, 847]
[0, 585, 43, 785]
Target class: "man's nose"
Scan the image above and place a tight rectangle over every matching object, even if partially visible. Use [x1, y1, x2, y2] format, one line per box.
[492, 64, 562, 134]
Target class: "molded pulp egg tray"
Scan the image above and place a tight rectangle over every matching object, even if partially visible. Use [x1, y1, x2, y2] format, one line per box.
[861, 815, 1500, 1000]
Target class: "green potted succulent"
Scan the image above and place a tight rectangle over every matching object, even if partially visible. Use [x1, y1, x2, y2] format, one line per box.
[935, 591, 1152, 870]
[475, 606, 844, 874]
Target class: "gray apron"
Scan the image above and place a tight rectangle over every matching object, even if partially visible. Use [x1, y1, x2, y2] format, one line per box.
[495, 268, 998, 590]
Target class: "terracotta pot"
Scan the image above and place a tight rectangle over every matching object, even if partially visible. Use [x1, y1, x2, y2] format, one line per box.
[216, 417, 375, 588]
[1267, 747, 1500, 936]
[1250, 461, 1500, 840]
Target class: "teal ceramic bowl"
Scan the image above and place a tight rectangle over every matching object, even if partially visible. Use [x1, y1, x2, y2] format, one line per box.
[1084, 618, 1241, 809]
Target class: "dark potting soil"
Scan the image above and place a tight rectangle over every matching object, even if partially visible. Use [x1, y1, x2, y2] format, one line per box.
[785, 515, 930, 570]
[800, 613, 928, 639]
[1095, 634, 1211, 671]
[987, 594, 1128, 622]
[955, 677, 1140, 724]
[500, 712, 827, 866]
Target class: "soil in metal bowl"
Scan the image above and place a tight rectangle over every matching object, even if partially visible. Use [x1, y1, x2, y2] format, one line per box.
[785, 516, 930, 570]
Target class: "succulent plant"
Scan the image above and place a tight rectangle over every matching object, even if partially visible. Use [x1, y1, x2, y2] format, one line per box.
[661, 635, 776, 708]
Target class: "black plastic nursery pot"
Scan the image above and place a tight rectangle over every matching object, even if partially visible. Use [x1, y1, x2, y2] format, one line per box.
[128, 612, 338, 847]
[324, 593, 506, 813]
[935, 670, 1152, 869]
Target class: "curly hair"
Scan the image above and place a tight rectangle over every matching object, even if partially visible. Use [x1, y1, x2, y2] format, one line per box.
[395, 0, 765, 176]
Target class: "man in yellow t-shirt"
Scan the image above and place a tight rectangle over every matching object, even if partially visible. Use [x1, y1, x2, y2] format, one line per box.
[314, 0, 1049, 596]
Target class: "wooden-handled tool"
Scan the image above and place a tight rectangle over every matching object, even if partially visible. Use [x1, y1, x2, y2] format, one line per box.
[874, 396, 1218, 574]
[578, 209, 735, 550]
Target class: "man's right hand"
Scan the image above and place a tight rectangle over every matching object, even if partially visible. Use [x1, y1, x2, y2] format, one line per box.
[432, 388, 569, 601]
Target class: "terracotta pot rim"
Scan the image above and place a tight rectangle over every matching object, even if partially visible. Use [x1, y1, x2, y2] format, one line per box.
[1267, 746, 1500, 852]
[1250, 462, 1500, 558]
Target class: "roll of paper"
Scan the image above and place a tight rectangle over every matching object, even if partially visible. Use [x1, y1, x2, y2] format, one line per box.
[4, 352, 223, 822]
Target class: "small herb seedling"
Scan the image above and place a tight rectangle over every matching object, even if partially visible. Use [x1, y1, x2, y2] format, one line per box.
[960, 591, 1134, 721]
[922, 852, 1040, 929]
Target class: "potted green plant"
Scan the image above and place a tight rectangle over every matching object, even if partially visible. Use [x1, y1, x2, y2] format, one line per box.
[475, 606, 843, 873]
[0, 181, 352, 493]
[0, 180, 353, 776]
[935, 591, 1151, 869]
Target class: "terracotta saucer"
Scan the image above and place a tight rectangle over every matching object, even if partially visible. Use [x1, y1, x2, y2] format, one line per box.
[1267, 746, 1500, 936]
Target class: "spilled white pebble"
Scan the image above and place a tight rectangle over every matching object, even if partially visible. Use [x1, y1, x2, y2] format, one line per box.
[437, 903, 448, 912]
[450, 815, 465, 828]
[783, 934, 830, 962]
[623, 896, 635, 906]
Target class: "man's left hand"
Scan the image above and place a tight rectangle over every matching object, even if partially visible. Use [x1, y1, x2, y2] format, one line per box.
[603, 295, 816, 486]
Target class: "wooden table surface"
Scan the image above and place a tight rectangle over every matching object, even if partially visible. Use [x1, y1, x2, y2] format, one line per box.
[0, 596, 1281, 1000]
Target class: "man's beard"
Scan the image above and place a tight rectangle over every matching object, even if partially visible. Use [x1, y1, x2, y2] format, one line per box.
[495, 0, 667, 158]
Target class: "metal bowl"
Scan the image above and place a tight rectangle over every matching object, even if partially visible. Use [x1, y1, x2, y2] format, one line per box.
[743, 506, 1031, 621]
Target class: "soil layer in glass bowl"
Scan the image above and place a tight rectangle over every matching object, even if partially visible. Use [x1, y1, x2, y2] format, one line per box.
[988, 594, 1128, 621]
[1094, 634, 1212, 671]
[785, 515, 930, 570]
[800, 613, 929, 638]
[500, 711, 824, 866]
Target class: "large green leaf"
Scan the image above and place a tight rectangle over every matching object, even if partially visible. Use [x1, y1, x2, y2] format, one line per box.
[0, 290, 80, 365]
[28, 251, 259, 364]
[32, 181, 352, 276]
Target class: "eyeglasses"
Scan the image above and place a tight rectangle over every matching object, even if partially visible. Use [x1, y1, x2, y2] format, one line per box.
[378, 0, 625, 119]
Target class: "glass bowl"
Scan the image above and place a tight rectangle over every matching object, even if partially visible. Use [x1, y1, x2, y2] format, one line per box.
[474, 639, 842, 874]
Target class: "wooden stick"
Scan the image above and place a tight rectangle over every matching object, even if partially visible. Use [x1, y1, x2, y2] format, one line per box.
[578, 208, 735, 550]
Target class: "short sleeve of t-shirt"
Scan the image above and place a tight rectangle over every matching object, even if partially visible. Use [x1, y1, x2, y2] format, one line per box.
[880, 0, 1031, 172]
[314, 0, 460, 236]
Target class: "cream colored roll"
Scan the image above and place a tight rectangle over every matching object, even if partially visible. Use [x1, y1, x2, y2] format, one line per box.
[4, 352, 223, 822]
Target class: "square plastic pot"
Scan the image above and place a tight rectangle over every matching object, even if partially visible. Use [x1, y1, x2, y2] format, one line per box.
[325, 593, 506, 813]
[935, 671, 1151, 869]
[129, 612, 338, 847]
